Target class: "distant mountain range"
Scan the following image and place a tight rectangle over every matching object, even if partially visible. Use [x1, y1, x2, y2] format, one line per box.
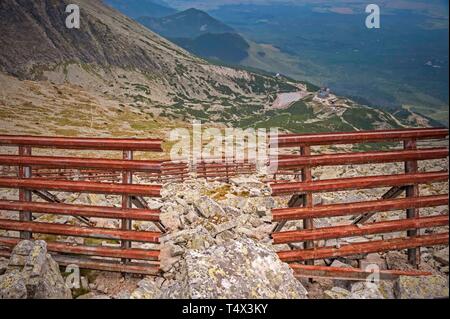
[104, 0, 177, 18]
[136, 8, 250, 64]
[137, 8, 234, 38]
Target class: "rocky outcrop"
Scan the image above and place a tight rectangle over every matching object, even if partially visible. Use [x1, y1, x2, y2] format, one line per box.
[0, 240, 72, 299]
[132, 238, 307, 299]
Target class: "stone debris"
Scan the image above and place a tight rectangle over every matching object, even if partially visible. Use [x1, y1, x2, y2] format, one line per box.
[194, 196, 226, 218]
[433, 247, 449, 266]
[130, 278, 163, 299]
[324, 282, 385, 299]
[349, 282, 385, 299]
[77, 292, 111, 299]
[0, 258, 7, 276]
[324, 287, 351, 299]
[212, 220, 238, 236]
[0, 240, 72, 299]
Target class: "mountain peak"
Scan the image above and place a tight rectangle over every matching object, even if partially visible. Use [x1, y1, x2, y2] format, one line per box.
[137, 6, 234, 38]
[183, 8, 205, 14]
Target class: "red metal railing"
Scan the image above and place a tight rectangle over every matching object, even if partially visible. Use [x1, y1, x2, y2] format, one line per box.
[193, 156, 257, 181]
[0, 135, 167, 275]
[0, 129, 448, 279]
[269, 128, 449, 279]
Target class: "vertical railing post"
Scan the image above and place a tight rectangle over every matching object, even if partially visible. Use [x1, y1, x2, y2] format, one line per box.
[300, 145, 314, 266]
[404, 138, 420, 267]
[121, 150, 133, 264]
[225, 158, 229, 182]
[18, 146, 32, 240]
[203, 161, 206, 180]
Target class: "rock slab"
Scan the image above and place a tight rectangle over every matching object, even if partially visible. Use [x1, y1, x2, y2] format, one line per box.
[182, 238, 307, 299]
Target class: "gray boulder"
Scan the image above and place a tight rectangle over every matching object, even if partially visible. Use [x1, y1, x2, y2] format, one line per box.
[0, 240, 72, 299]
[394, 275, 449, 299]
[180, 238, 308, 299]
[349, 282, 385, 299]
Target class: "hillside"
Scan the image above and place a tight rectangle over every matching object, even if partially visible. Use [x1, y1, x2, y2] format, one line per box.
[0, 0, 434, 139]
[172, 33, 249, 63]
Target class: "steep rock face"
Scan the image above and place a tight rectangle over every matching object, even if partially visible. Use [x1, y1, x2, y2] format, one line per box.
[0, 240, 72, 299]
[0, 0, 189, 78]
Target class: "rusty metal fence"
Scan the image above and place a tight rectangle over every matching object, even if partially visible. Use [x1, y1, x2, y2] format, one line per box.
[0, 135, 168, 275]
[193, 156, 257, 181]
[269, 128, 449, 279]
[0, 129, 448, 278]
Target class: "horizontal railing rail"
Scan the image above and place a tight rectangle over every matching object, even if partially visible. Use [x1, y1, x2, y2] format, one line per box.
[272, 194, 449, 221]
[274, 148, 448, 168]
[270, 127, 449, 147]
[0, 155, 163, 172]
[270, 171, 448, 195]
[0, 219, 160, 243]
[290, 264, 432, 281]
[277, 233, 449, 262]
[0, 135, 163, 151]
[0, 237, 159, 261]
[0, 200, 160, 221]
[272, 215, 448, 244]
[0, 178, 162, 196]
